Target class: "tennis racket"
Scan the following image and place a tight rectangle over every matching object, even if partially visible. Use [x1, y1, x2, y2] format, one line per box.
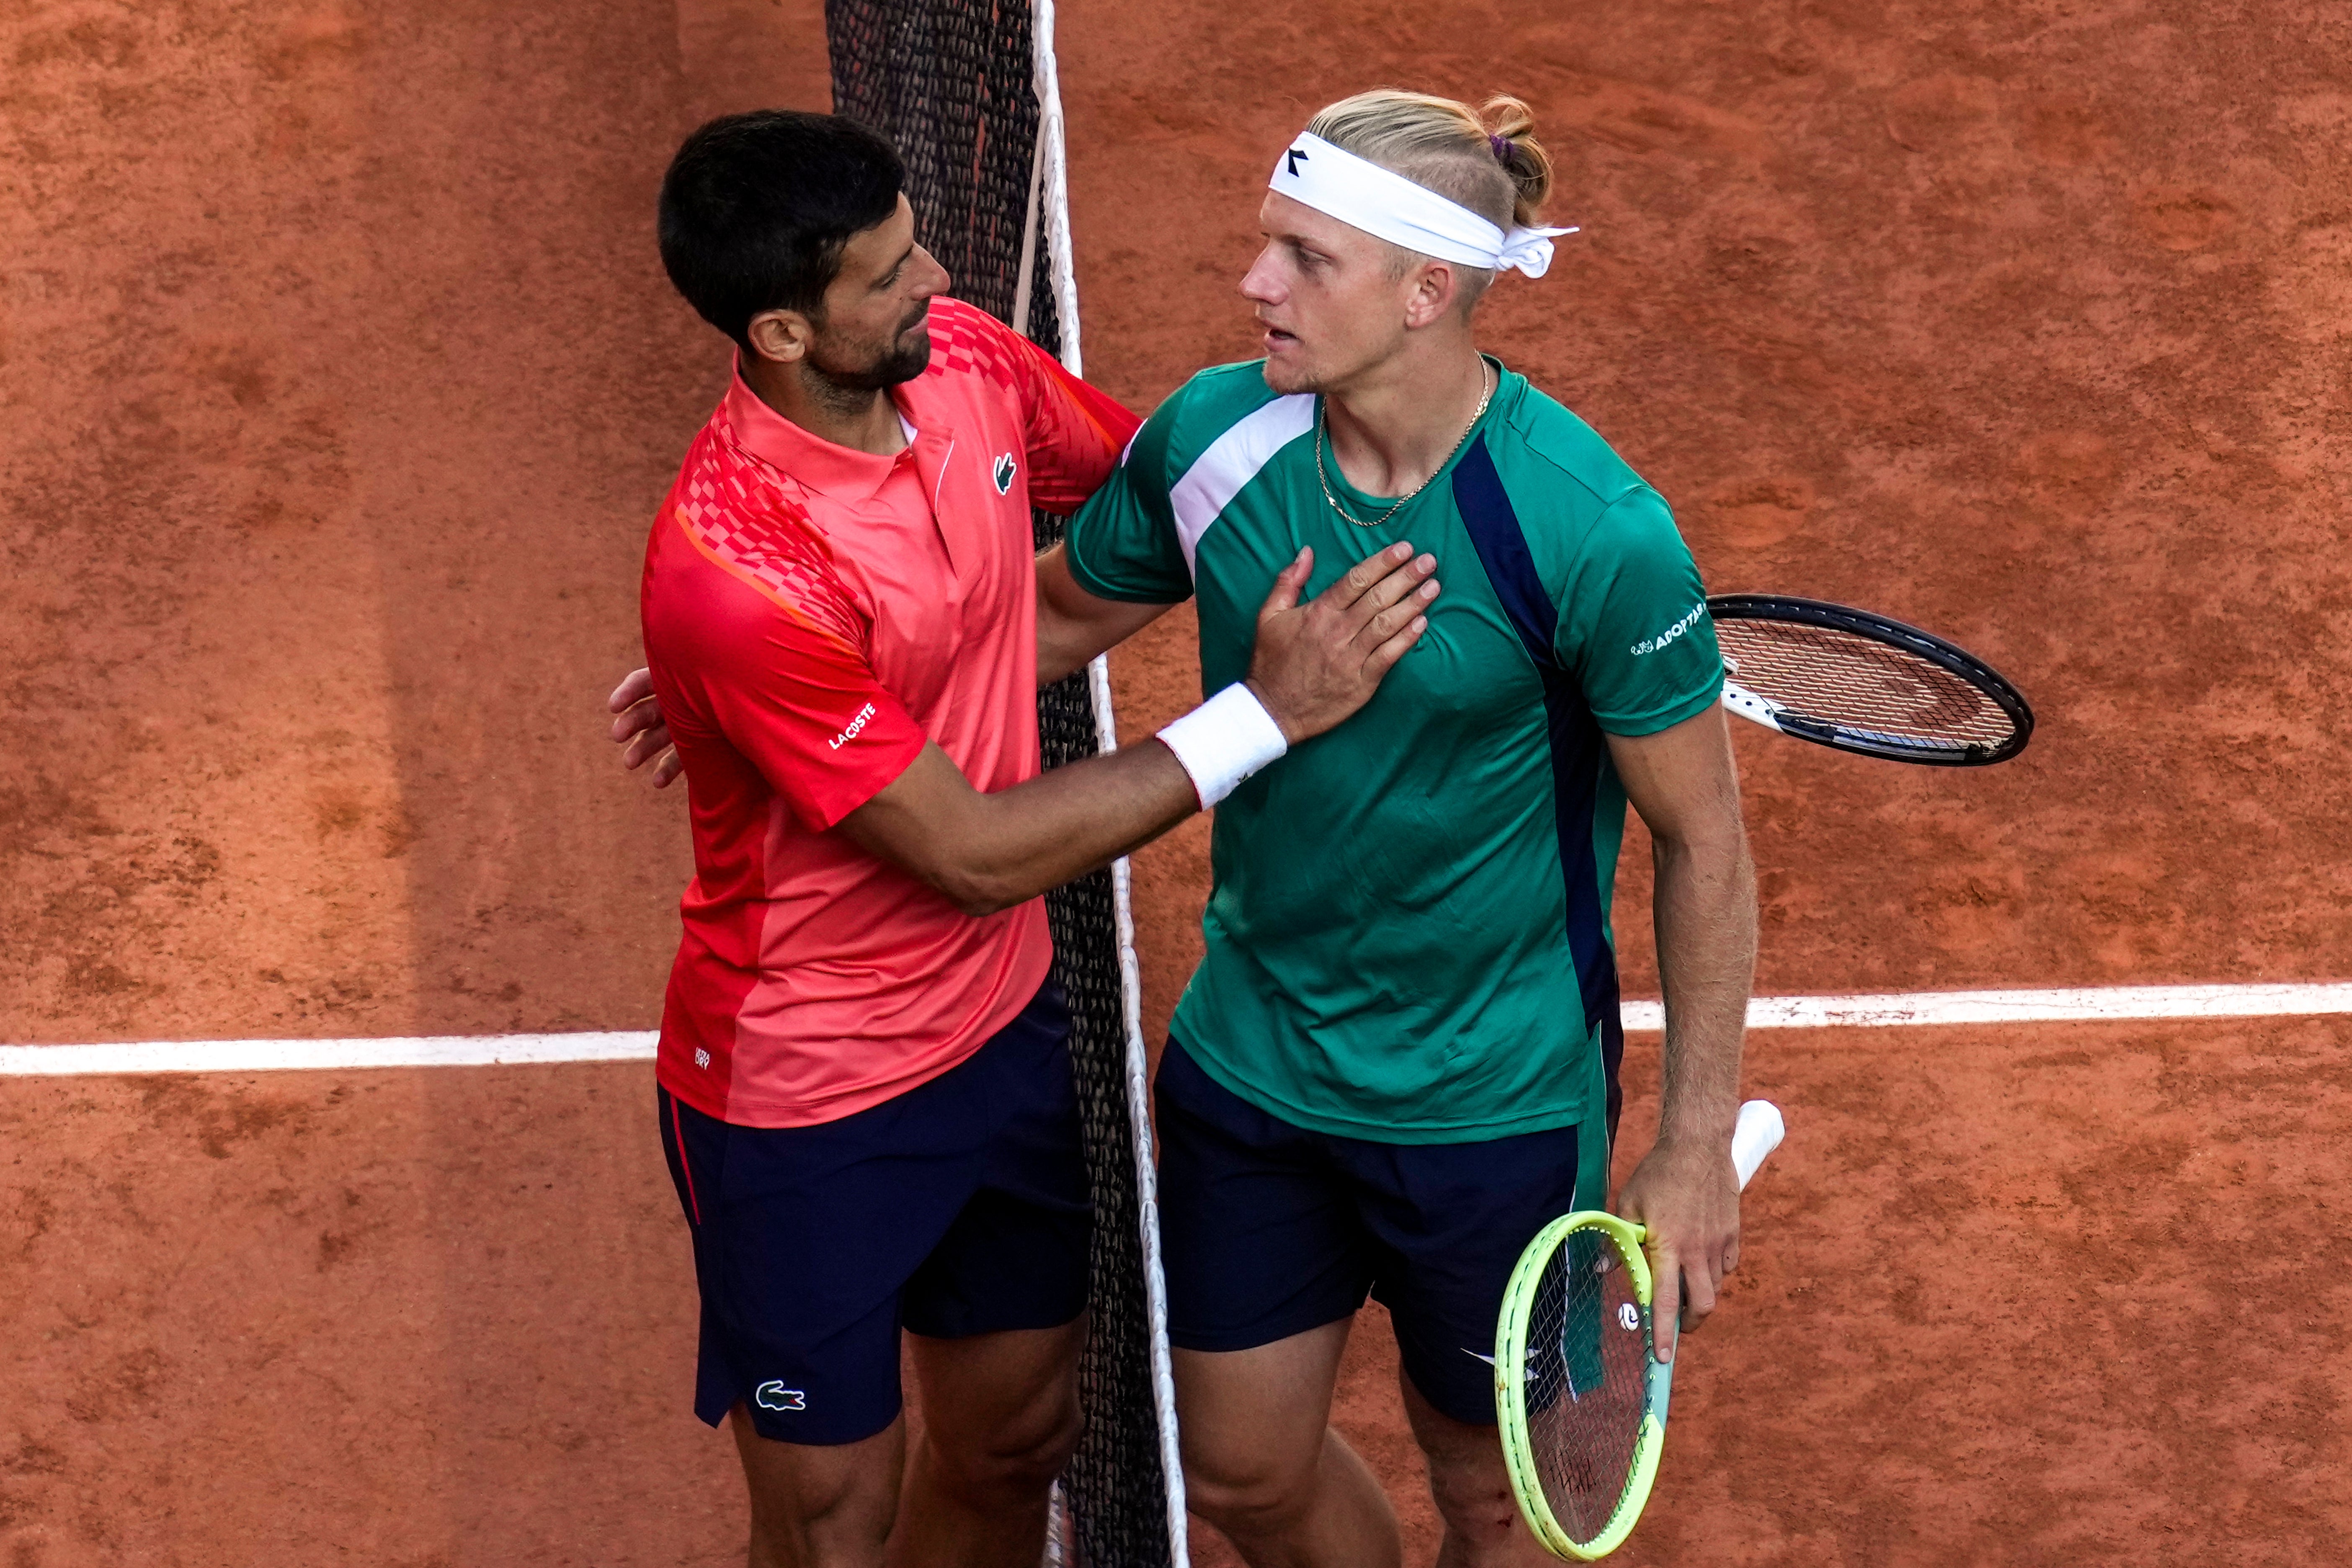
[1708, 595, 2033, 766]
[1495, 1100, 1787, 1561]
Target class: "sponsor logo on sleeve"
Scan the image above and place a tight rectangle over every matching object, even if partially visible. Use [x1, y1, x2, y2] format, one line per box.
[992, 452, 1017, 494]
[754, 1382, 807, 1412]
[828, 702, 878, 751]
[1629, 601, 1708, 657]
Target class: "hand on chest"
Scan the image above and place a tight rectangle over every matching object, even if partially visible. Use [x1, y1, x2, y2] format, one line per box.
[1197, 526, 1539, 728]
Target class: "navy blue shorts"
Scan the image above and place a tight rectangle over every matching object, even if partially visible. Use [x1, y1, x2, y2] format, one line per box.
[1154, 1038, 1606, 1427]
[658, 982, 1092, 1446]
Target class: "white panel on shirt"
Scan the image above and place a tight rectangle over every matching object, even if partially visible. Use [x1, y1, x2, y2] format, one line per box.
[1168, 395, 1314, 578]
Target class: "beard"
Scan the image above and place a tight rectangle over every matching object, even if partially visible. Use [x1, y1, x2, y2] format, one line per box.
[809, 333, 931, 392]
[1260, 355, 1326, 396]
[805, 307, 933, 395]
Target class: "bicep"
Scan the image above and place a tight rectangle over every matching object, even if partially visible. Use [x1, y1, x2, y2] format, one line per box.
[1605, 706, 1745, 850]
[1060, 471, 1194, 608]
[1038, 543, 1176, 660]
[833, 742, 982, 879]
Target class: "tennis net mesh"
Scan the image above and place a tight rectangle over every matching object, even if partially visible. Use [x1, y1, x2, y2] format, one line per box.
[822, 4, 1186, 1563]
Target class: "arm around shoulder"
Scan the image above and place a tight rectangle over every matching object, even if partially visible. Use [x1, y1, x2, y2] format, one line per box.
[852, 541, 1442, 913]
[838, 738, 1202, 916]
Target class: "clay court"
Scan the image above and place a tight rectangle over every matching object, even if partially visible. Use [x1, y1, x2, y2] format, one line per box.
[5, 0, 2350, 1563]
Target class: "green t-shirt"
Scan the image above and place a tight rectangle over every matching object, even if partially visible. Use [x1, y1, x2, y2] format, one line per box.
[1067, 358, 1723, 1142]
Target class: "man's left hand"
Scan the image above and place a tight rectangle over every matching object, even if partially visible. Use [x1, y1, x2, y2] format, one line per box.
[1614, 1135, 1741, 1362]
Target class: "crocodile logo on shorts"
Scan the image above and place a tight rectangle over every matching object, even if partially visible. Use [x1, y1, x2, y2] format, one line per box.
[755, 1382, 807, 1413]
[992, 452, 1017, 495]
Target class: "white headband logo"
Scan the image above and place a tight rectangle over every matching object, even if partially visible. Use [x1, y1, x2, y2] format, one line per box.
[1269, 132, 1577, 279]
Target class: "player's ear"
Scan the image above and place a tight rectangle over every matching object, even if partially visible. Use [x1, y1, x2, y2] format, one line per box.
[1403, 260, 1456, 330]
[744, 309, 813, 367]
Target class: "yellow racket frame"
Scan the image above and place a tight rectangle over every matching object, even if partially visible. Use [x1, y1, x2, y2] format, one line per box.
[1493, 1211, 1672, 1561]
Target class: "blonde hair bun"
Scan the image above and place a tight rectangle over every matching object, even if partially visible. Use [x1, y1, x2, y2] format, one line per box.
[1304, 88, 1555, 236]
[1478, 94, 1554, 229]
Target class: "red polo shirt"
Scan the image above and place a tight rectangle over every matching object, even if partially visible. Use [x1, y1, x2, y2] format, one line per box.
[642, 298, 1140, 1128]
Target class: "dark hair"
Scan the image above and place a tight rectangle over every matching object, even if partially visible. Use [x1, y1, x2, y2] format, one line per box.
[658, 110, 905, 347]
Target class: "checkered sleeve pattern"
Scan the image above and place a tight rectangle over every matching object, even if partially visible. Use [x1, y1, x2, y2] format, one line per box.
[658, 422, 930, 830]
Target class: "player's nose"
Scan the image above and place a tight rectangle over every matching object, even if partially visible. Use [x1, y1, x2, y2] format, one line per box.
[912, 244, 952, 300]
[1238, 245, 1284, 304]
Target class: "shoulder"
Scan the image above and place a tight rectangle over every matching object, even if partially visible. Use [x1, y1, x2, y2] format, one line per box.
[1487, 376, 1653, 517]
[646, 426, 865, 662]
[1480, 377, 1697, 567]
[1154, 359, 1289, 431]
[912, 297, 1048, 410]
[1133, 360, 1304, 486]
[1477, 381, 1702, 601]
[920, 296, 1019, 367]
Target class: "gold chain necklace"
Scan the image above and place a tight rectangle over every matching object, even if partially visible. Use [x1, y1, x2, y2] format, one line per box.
[1313, 359, 1495, 529]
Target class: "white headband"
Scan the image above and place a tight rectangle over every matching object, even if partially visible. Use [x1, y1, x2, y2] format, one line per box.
[1269, 132, 1577, 279]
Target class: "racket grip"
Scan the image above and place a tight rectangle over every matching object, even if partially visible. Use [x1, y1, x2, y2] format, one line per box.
[1731, 1099, 1785, 1191]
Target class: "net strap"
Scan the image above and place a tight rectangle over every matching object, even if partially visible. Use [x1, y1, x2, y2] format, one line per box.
[1029, 0, 1189, 1555]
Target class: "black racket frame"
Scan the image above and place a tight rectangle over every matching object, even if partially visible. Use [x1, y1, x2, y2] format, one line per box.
[1706, 593, 2035, 767]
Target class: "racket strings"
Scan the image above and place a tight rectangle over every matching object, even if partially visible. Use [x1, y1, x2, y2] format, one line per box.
[1522, 1229, 1651, 1545]
[1718, 620, 2014, 745]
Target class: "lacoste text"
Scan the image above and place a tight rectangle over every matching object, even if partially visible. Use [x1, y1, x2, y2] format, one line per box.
[830, 703, 878, 750]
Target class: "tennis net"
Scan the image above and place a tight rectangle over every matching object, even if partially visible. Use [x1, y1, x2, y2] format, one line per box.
[821, 4, 1187, 1563]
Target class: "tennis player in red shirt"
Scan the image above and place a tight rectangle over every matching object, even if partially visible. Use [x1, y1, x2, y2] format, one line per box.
[619, 112, 1437, 1568]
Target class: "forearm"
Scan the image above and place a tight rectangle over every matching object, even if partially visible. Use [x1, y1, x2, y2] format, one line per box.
[1649, 828, 1757, 1149]
[853, 741, 1199, 916]
[957, 743, 1199, 910]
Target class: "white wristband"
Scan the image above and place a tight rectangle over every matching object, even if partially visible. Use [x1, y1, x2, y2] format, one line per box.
[1157, 683, 1289, 809]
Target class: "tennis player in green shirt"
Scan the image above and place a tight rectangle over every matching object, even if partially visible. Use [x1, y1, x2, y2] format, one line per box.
[1036, 89, 1759, 1567]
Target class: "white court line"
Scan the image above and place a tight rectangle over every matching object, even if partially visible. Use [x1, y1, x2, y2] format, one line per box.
[1619, 981, 2352, 1032]
[0, 1032, 659, 1076]
[3, 983, 2349, 1077]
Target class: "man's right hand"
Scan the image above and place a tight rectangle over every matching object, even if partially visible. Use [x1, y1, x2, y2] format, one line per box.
[1244, 542, 1438, 744]
[609, 668, 683, 789]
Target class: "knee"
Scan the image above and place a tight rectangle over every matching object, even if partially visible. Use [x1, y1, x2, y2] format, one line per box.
[997, 1395, 1085, 1490]
[1425, 1456, 1525, 1547]
[931, 1391, 1083, 1499]
[1181, 1440, 1319, 1538]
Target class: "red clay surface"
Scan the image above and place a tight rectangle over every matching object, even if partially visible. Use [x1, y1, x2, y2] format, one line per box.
[5, 0, 2350, 1563]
